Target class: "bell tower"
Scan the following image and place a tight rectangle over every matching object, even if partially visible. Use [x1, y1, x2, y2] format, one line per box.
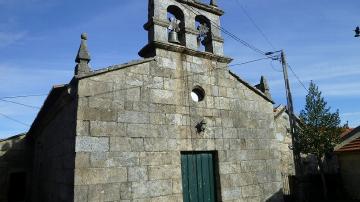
[139, 0, 230, 62]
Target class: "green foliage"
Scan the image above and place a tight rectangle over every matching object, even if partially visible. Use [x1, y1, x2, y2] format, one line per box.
[298, 81, 344, 158]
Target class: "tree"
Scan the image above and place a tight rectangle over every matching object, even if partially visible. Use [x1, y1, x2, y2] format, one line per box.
[298, 81, 344, 199]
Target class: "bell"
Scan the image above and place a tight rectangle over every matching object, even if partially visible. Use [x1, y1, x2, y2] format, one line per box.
[168, 31, 181, 44]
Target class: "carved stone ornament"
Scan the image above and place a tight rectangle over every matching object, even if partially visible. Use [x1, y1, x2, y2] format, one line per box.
[195, 119, 207, 133]
[197, 22, 209, 38]
[168, 17, 181, 32]
[197, 23, 210, 47]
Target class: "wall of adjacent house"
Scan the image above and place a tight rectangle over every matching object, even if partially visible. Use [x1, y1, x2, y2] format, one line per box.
[0, 135, 29, 202]
[273, 110, 295, 196]
[337, 151, 360, 200]
[74, 49, 282, 201]
[30, 97, 77, 202]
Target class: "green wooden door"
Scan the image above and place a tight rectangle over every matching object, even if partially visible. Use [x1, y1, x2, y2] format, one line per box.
[181, 152, 216, 202]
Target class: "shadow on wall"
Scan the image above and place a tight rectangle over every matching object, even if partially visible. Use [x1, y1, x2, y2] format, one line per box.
[266, 189, 284, 202]
[0, 134, 32, 202]
[284, 174, 351, 202]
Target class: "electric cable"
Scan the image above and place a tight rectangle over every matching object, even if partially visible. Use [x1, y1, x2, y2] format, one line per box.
[270, 60, 283, 73]
[287, 64, 309, 92]
[229, 57, 271, 67]
[84, 57, 273, 98]
[0, 99, 41, 109]
[238, 2, 276, 50]
[180, 3, 269, 57]
[0, 112, 30, 126]
[0, 94, 47, 100]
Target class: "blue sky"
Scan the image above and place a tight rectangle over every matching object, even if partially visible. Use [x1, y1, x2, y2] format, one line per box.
[0, 0, 359, 138]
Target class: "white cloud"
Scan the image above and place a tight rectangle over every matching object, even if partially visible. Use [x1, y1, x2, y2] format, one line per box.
[342, 112, 360, 117]
[317, 82, 360, 96]
[0, 31, 27, 47]
[0, 64, 73, 96]
[0, 0, 56, 6]
[0, 64, 72, 139]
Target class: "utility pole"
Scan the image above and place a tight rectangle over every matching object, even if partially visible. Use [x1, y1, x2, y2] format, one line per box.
[280, 50, 302, 177]
[266, 50, 304, 201]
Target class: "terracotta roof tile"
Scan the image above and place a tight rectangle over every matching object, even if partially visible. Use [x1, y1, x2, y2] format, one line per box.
[340, 128, 354, 138]
[336, 126, 360, 153]
[336, 137, 360, 152]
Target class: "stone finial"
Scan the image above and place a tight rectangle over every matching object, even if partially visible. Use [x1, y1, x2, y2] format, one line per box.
[194, 0, 217, 6]
[75, 33, 91, 76]
[210, 0, 217, 6]
[255, 76, 272, 100]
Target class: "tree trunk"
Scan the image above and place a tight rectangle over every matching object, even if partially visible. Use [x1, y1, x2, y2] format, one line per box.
[317, 157, 328, 200]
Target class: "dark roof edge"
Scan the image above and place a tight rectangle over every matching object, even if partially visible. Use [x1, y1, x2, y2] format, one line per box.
[341, 125, 360, 141]
[274, 105, 287, 119]
[228, 70, 275, 104]
[335, 126, 360, 152]
[139, 42, 232, 63]
[27, 84, 69, 139]
[177, 0, 225, 16]
[76, 58, 156, 80]
[0, 133, 26, 142]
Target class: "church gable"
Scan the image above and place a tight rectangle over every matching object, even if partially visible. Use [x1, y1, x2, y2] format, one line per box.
[73, 2, 281, 201]
[75, 44, 280, 202]
[5, 0, 284, 201]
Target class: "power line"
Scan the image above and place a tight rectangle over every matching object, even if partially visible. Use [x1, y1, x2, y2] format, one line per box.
[270, 60, 283, 72]
[0, 99, 41, 109]
[238, 3, 276, 50]
[0, 56, 270, 108]
[83, 57, 273, 99]
[287, 64, 309, 92]
[267, 51, 309, 92]
[233, 3, 309, 93]
[229, 57, 272, 67]
[0, 112, 30, 126]
[0, 94, 48, 100]
[180, 3, 269, 56]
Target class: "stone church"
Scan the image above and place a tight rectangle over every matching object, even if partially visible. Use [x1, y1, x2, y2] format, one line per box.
[0, 0, 287, 201]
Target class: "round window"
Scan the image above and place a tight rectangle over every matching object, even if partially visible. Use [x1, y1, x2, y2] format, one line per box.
[191, 86, 205, 102]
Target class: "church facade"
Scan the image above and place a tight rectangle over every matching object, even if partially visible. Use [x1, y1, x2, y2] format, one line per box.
[1, 0, 285, 201]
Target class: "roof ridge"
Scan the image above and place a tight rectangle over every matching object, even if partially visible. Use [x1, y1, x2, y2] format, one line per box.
[76, 57, 156, 80]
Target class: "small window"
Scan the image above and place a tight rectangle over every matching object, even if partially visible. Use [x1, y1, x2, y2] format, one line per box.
[191, 86, 205, 102]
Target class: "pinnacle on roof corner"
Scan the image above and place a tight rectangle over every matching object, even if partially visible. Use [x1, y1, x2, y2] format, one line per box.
[74, 33, 91, 76]
[75, 33, 91, 63]
[255, 75, 272, 100]
[210, 0, 217, 6]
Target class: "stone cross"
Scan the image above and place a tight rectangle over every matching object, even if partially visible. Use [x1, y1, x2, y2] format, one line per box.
[168, 17, 181, 32]
[197, 23, 209, 38]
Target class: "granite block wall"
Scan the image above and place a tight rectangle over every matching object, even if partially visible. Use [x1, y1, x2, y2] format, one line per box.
[274, 108, 295, 196]
[0, 135, 30, 201]
[74, 50, 282, 201]
[30, 96, 77, 202]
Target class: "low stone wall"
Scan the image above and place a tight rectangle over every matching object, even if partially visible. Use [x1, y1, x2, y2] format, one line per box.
[0, 134, 29, 201]
[337, 151, 360, 200]
[29, 96, 77, 202]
